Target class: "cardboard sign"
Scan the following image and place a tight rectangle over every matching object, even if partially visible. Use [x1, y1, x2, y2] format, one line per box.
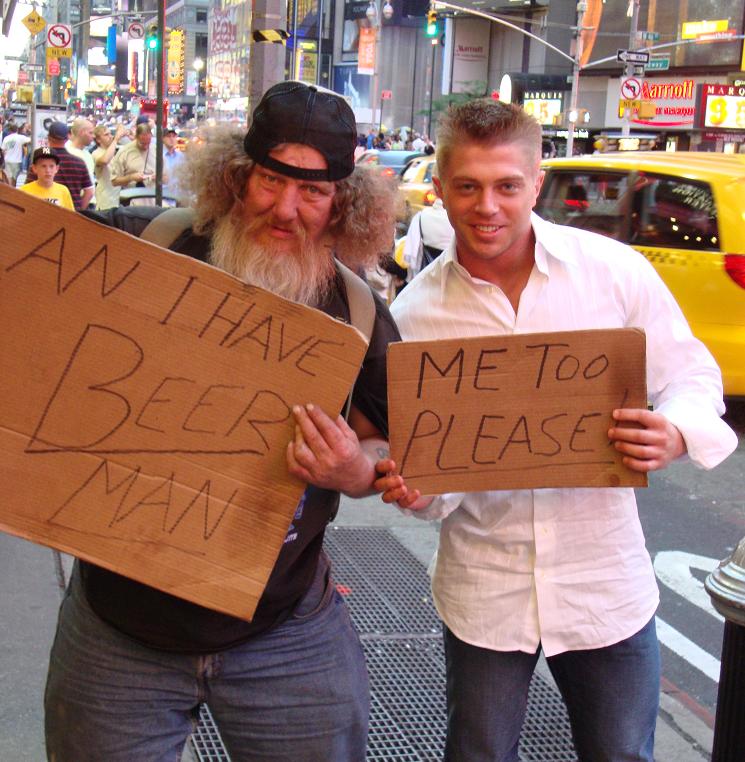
[388, 329, 647, 494]
[0, 186, 368, 620]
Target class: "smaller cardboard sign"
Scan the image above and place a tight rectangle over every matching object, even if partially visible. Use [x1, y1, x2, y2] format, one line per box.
[388, 329, 647, 494]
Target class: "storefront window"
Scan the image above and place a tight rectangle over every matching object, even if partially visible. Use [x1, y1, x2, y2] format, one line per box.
[585, 0, 744, 69]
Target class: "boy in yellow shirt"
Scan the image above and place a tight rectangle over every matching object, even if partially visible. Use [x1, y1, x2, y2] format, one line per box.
[21, 147, 75, 210]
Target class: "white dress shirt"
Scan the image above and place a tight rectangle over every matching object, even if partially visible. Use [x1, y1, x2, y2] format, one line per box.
[390, 213, 737, 657]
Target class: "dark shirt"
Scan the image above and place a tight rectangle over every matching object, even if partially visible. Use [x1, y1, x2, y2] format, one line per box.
[26, 146, 92, 210]
[79, 224, 400, 653]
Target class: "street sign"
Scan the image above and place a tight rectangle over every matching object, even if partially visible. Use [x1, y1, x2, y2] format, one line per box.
[640, 31, 660, 41]
[647, 55, 670, 71]
[619, 99, 641, 116]
[128, 21, 145, 39]
[47, 58, 60, 77]
[24, 63, 44, 72]
[621, 77, 642, 99]
[21, 10, 46, 35]
[617, 49, 650, 64]
[47, 23, 72, 48]
[46, 46, 72, 59]
[381, 90, 392, 100]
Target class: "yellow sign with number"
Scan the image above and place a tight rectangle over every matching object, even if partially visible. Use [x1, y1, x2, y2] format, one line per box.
[22, 10, 46, 35]
[704, 95, 745, 128]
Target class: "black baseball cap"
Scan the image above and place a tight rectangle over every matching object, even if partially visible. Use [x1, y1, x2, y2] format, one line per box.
[244, 81, 357, 182]
[32, 146, 60, 164]
[47, 121, 69, 139]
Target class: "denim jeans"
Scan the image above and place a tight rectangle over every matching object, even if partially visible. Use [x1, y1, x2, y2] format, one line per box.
[444, 616, 660, 762]
[45, 558, 369, 762]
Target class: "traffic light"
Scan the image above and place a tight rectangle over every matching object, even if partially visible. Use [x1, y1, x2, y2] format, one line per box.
[146, 23, 159, 51]
[425, 8, 437, 37]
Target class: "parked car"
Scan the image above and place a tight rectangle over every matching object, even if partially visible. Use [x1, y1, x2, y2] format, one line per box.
[119, 187, 178, 207]
[355, 149, 424, 178]
[536, 151, 745, 397]
[397, 154, 437, 225]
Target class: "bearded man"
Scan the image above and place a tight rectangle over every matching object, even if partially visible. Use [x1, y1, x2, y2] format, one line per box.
[45, 82, 400, 762]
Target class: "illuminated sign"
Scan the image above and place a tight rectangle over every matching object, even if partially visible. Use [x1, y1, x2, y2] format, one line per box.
[522, 90, 563, 125]
[167, 28, 185, 95]
[639, 80, 694, 99]
[700, 83, 745, 129]
[681, 19, 728, 39]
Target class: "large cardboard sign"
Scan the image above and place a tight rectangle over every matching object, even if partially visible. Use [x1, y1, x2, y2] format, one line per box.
[388, 329, 647, 494]
[0, 186, 368, 620]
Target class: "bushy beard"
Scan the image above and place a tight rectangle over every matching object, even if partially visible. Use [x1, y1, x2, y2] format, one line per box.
[209, 212, 336, 307]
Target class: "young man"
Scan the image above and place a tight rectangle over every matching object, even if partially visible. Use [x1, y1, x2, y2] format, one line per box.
[44, 81, 400, 762]
[162, 127, 184, 202]
[375, 99, 737, 762]
[20, 147, 75, 210]
[91, 123, 126, 210]
[1, 123, 30, 185]
[25, 121, 94, 211]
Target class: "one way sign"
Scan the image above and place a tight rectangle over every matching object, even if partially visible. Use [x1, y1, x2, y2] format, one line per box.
[617, 49, 650, 64]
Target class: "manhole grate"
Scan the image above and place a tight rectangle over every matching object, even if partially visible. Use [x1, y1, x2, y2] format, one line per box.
[191, 705, 230, 761]
[324, 526, 442, 635]
[190, 527, 577, 761]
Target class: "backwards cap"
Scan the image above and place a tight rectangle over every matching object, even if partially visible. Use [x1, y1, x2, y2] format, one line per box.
[244, 81, 357, 182]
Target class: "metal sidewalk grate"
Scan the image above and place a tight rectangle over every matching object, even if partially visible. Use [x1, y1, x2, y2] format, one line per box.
[191, 704, 230, 761]
[190, 526, 577, 761]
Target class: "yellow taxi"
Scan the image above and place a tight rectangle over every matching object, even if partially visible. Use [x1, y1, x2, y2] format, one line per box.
[397, 154, 437, 225]
[535, 152, 745, 397]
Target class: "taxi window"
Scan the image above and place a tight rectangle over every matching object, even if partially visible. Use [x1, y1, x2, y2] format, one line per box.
[401, 160, 423, 183]
[424, 162, 435, 182]
[629, 174, 720, 251]
[537, 171, 630, 238]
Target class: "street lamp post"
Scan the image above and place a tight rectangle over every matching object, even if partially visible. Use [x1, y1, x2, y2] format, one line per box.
[365, 0, 393, 133]
[427, 37, 437, 139]
[622, 0, 641, 138]
[193, 57, 204, 121]
[566, 0, 587, 158]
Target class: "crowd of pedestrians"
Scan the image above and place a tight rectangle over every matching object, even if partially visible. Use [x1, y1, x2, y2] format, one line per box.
[0, 112, 185, 209]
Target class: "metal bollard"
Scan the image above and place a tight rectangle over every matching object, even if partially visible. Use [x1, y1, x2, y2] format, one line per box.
[705, 536, 745, 762]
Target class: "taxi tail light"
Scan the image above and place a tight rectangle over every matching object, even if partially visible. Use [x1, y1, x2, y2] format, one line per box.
[423, 189, 437, 206]
[382, 167, 396, 177]
[724, 254, 745, 289]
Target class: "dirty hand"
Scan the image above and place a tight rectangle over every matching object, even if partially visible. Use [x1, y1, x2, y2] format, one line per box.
[287, 404, 373, 494]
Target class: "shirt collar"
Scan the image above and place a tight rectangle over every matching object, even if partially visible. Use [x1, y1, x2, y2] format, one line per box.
[437, 212, 578, 299]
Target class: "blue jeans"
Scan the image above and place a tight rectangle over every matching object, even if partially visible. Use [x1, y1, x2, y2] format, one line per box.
[45, 558, 369, 762]
[444, 617, 660, 762]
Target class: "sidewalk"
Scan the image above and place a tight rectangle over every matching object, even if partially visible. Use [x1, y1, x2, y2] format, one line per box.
[0, 493, 714, 761]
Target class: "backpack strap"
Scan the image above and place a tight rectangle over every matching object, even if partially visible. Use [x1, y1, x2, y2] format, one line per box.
[335, 260, 376, 344]
[335, 260, 376, 421]
[140, 207, 195, 248]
